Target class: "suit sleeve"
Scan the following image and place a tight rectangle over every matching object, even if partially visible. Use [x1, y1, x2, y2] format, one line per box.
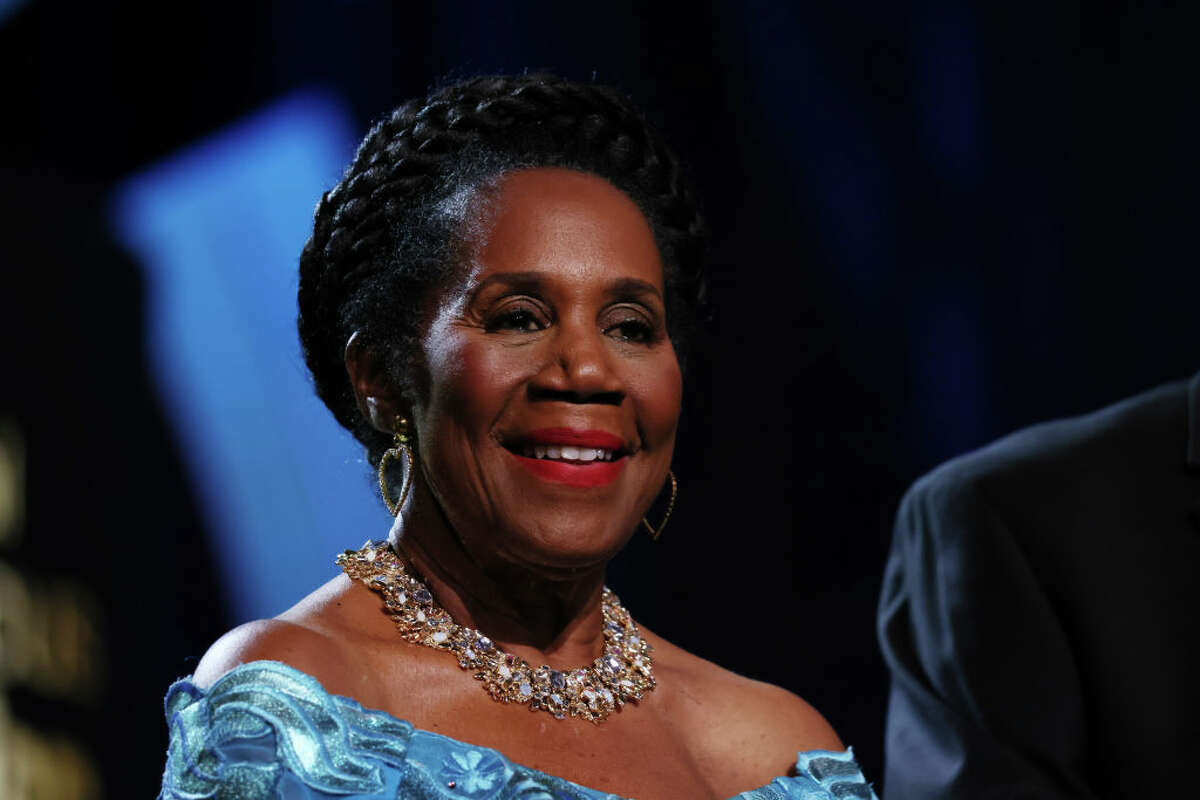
[876, 472, 1098, 800]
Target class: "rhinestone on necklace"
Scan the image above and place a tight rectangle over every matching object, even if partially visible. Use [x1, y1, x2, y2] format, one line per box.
[336, 540, 655, 723]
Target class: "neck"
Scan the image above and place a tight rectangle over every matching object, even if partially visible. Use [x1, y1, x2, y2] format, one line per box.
[387, 481, 608, 670]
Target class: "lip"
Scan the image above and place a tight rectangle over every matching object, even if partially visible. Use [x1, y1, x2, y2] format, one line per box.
[522, 428, 627, 450]
[507, 452, 628, 488]
[503, 428, 629, 488]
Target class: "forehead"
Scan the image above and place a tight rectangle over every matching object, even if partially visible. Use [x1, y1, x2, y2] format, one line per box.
[464, 168, 664, 292]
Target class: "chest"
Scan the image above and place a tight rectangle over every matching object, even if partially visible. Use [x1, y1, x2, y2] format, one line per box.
[438, 717, 721, 800]
[346, 653, 725, 799]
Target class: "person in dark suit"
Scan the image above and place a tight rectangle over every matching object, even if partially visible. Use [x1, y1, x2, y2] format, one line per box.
[876, 371, 1200, 799]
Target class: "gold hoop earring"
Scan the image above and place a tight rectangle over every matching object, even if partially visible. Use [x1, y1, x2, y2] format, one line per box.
[642, 470, 677, 541]
[378, 417, 415, 517]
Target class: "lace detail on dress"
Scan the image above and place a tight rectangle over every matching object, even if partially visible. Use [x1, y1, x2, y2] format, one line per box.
[159, 661, 877, 800]
[161, 660, 412, 797]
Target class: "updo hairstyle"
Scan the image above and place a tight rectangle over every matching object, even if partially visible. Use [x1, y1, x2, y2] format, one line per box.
[297, 74, 708, 468]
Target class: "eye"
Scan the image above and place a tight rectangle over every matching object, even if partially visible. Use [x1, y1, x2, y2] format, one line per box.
[604, 316, 656, 344]
[485, 301, 548, 333]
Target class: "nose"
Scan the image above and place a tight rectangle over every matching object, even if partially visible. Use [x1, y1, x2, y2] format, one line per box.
[529, 320, 625, 405]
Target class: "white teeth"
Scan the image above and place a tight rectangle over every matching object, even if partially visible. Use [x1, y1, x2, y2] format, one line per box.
[518, 445, 617, 461]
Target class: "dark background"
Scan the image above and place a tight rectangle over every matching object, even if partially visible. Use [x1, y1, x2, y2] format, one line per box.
[1, 1, 1197, 796]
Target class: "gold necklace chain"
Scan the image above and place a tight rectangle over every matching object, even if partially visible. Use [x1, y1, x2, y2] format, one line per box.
[336, 540, 655, 723]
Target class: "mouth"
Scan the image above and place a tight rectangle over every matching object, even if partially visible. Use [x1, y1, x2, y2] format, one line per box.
[501, 428, 631, 488]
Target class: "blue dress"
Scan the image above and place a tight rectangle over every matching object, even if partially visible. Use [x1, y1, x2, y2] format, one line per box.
[160, 661, 877, 800]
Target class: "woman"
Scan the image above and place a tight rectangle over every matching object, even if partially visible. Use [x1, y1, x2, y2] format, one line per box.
[160, 75, 877, 800]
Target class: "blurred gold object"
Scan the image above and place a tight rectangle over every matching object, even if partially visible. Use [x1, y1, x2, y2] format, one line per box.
[0, 696, 102, 800]
[0, 564, 106, 704]
[0, 420, 25, 548]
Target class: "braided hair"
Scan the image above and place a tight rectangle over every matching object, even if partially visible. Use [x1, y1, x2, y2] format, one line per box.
[298, 74, 708, 468]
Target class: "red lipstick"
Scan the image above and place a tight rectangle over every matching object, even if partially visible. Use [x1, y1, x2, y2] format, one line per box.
[524, 428, 626, 450]
[506, 428, 628, 488]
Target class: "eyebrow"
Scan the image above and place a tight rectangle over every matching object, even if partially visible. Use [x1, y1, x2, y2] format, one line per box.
[468, 271, 545, 297]
[467, 271, 664, 301]
[605, 277, 663, 301]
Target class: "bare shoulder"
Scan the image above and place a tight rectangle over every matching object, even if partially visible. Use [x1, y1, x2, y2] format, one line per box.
[714, 674, 844, 755]
[191, 617, 349, 689]
[645, 630, 843, 783]
[191, 576, 361, 690]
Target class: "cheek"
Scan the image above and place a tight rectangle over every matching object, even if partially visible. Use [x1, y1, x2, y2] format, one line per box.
[630, 353, 683, 448]
[420, 328, 523, 440]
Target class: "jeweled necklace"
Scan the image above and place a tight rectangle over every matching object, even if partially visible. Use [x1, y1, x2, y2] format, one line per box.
[337, 540, 655, 723]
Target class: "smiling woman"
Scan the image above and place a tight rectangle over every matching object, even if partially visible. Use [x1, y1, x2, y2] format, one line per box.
[158, 75, 878, 800]
[381, 169, 682, 569]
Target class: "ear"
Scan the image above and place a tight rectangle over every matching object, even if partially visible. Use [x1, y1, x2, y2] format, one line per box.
[344, 331, 405, 434]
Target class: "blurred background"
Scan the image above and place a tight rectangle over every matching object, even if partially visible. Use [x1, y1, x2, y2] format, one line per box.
[1, 0, 1197, 796]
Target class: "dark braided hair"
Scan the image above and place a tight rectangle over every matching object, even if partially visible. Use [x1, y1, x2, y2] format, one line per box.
[298, 74, 708, 468]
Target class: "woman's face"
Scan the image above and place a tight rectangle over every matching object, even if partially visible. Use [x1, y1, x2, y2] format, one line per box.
[411, 167, 681, 572]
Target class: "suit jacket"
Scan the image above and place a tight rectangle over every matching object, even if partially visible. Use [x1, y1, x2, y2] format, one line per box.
[877, 372, 1200, 799]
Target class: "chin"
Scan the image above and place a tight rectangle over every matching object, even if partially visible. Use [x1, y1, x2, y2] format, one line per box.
[491, 519, 633, 575]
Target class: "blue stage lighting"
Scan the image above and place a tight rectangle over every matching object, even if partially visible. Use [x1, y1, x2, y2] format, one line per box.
[111, 91, 389, 621]
[0, 0, 30, 27]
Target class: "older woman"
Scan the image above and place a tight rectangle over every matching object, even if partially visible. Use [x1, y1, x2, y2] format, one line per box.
[160, 75, 877, 800]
